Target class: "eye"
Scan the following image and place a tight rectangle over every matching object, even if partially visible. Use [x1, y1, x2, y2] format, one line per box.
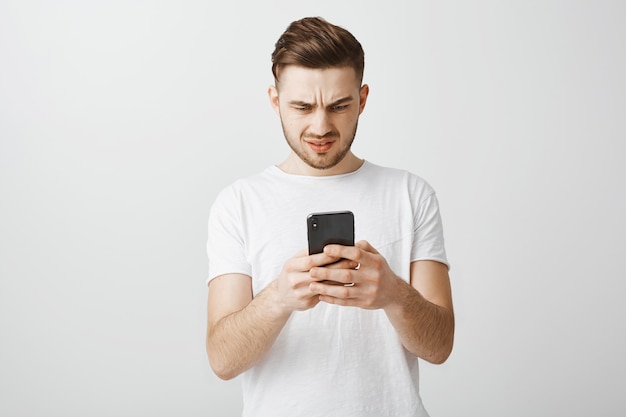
[293, 104, 312, 112]
[332, 104, 349, 112]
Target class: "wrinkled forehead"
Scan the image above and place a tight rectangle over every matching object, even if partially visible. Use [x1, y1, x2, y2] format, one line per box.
[276, 65, 361, 99]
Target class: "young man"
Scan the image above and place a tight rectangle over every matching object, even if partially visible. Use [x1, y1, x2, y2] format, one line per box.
[206, 17, 454, 417]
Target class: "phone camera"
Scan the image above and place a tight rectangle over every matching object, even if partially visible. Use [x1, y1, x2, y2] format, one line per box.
[311, 218, 318, 230]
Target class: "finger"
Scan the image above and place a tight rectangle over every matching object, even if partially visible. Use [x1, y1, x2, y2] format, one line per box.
[318, 295, 360, 307]
[310, 266, 356, 285]
[355, 240, 379, 254]
[324, 258, 359, 270]
[309, 252, 342, 268]
[310, 281, 356, 299]
[288, 251, 341, 272]
[323, 244, 363, 262]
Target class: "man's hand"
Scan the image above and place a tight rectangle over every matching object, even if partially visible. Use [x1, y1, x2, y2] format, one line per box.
[308, 240, 401, 309]
[207, 247, 351, 379]
[271, 249, 348, 314]
[308, 240, 454, 363]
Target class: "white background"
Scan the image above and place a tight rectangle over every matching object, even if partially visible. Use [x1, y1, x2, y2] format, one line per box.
[1, 1, 625, 416]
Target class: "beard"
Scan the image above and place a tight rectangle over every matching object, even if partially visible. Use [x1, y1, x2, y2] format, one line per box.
[281, 120, 359, 171]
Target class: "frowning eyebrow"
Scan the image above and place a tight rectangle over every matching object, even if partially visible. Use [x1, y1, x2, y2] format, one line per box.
[287, 96, 355, 108]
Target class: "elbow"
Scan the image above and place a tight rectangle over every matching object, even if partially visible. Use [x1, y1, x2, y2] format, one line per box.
[211, 364, 238, 381]
[420, 322, 455, 365]
[426, 342, 453, 365]
[206, 330, 244, 380]
[206, 343, 241, 381]
[407, 334, 454, 365]
[432, 331, 455, 365]
[429, 309, 455, 365]
[419, 339, 453, 365]
[207, 351, 239, 381]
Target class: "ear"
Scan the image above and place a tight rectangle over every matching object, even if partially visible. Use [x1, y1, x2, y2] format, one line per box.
[358, 84, 369, 115]
[268, 85, 280, 116]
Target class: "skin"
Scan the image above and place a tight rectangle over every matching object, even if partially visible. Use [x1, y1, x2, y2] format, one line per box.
[206, 65, 454, 380]
[269, 65, 368, 176]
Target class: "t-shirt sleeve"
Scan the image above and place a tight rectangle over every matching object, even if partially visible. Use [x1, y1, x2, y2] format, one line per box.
[412, 192, 450, 269]
[206, 187, 252, 285]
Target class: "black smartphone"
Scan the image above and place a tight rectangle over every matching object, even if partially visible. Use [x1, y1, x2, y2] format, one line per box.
[307, 211, 355, 255]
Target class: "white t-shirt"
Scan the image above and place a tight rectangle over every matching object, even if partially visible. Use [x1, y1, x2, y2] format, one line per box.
[207, 161, 448, 417]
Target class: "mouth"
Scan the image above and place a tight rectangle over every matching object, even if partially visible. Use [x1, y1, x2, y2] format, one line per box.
[305, 139, 334, 153]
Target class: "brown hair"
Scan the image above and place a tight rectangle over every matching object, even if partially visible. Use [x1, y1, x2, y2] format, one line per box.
[271, 17, 365, 84]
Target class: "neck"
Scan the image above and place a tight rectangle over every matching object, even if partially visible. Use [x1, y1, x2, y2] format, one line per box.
[278, 152, 363, 176]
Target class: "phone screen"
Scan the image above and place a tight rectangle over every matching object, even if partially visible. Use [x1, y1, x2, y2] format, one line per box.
[307, 211, 355, 255]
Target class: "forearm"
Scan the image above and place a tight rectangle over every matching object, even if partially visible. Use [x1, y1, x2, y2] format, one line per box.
[207, 282, 290, 380]
[385, 278, 455, 364]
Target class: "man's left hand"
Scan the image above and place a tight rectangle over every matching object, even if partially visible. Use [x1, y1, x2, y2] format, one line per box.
[309, 240, 402, 309]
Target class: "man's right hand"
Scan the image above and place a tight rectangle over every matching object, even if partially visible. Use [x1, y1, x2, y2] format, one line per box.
[207, 247, 349, 379]
[271, 249, 346, 314]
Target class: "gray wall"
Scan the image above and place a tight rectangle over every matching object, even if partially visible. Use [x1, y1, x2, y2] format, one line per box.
[1, 1, 624, 416]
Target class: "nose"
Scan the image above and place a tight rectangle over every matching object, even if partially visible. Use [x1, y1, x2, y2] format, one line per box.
[308, 109, 332, 137]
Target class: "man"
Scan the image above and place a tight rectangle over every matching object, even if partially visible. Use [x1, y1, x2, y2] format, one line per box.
[206, 17, 454, 417]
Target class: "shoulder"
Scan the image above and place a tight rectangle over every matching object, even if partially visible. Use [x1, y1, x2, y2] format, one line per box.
[212, 167, 279, 204]
[362, 161, 436, 197]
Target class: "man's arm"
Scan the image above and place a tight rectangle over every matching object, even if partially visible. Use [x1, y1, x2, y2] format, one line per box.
[384, 259, 454, 364]
[206, 274, 290, 380]
[206, 250, 344, 380]
[309, 241, 454, 364]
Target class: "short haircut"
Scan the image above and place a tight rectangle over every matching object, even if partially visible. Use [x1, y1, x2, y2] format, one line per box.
[271, 17, 365, 85]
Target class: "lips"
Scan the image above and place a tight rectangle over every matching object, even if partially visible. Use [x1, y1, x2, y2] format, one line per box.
[306, 140, 334, 153]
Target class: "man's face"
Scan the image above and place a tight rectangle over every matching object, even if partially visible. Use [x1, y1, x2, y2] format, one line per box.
[269, 66, 369, 175]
